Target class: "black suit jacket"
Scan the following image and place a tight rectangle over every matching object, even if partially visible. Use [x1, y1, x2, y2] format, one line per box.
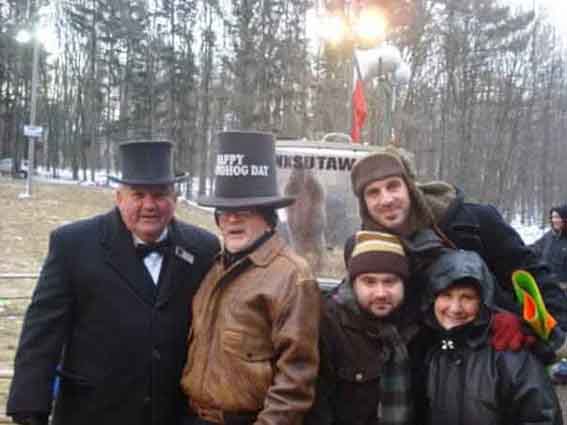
[7, 209, 220, 425]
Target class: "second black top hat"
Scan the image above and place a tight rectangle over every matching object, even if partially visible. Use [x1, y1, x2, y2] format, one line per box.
[197, 131, 294, 209]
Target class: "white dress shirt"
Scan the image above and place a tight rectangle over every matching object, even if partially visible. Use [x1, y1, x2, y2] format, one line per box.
[133, 228, 169, 285]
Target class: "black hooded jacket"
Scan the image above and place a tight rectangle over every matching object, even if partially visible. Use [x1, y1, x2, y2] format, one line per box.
[347, 187, 567, 330]
[437, 190, 567, 328]
[416, 250, 563, 425]
[531, 205, 567, 282]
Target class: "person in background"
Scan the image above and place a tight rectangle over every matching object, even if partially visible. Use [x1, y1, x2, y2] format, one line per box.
[181, 131, 320, 425]
[7, 141, 220, 425]
[346, 145, 567, 358]
[531, 204, 567, 383]
[531, 205, 567, 285]
[418, 249, 562, 425]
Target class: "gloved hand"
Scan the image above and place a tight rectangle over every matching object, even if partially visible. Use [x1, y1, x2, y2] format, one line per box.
[549, 326, 567, 359]
[511, 269, 557, 340]
[491, 311, 536, 351]
[10, 413, 48, 425]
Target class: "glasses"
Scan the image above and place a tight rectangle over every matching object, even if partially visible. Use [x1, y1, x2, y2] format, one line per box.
[215, 209, 257, 220]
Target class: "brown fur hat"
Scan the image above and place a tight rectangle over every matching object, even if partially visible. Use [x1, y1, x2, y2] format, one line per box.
[351, 145, 456, 235]
[351, 147, 416, 197]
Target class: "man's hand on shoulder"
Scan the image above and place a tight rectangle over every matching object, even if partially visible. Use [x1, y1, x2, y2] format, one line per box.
[549, 326, 567, 359]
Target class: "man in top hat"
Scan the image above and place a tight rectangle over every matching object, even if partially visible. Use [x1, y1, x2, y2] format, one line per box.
[7, 141, 220, 425]
[180, 131, 320, 425]
[347, 145, 567, 356]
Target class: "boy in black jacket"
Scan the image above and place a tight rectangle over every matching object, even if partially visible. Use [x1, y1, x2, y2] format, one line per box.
[420, 249, 562, 425]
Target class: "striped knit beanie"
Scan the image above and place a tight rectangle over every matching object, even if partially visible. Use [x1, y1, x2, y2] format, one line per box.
[348, 231, 409, 281]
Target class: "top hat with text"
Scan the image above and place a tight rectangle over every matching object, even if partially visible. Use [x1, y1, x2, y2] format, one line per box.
[197, 131, 294, 209]
[108, 141, 187, 185]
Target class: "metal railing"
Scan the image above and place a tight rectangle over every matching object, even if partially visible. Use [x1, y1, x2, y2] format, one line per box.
[0, 274, 38, 279]
[0, 274, 37, 314]
[0, 273, 37, 424]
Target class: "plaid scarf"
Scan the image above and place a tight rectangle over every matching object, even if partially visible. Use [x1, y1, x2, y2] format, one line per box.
[375, 325, 413, 425]
[333, 282, 414, 425]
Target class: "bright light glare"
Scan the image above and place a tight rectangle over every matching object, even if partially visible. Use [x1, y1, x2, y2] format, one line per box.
[37, 27, 60, 55]
[15, 4, 63, 58]
[353, 8, 387, 47]
[317, 13, 349, 45]
[16, 30, 32, 44]
[16, 27, 60, 57]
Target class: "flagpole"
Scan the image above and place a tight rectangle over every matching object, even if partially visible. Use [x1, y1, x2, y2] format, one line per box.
[350, 50, 357, 142]
[352, 50, 363, 82]
[351, 50, 368, 143]
[350, 50, 362, 138]
[349, 51, 357, 139]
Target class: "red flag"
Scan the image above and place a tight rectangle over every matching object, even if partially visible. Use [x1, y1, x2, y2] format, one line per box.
[351, 78, 367, 143]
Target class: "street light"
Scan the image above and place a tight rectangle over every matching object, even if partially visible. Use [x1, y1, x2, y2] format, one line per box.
[352, 7, 388, 49]
[357, 45, 410, 145]
[17, 29, 41, 199]
[317, 13, 349, 46]
[315, 4, 388, 49]
[314, 1, 390, 143]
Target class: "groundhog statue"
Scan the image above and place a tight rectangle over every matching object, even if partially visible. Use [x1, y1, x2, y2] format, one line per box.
[284, 167, 327, 273]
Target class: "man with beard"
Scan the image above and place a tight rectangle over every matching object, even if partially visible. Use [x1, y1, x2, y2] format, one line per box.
[346, 145, 567, 358]
[305, 231, 414, 425]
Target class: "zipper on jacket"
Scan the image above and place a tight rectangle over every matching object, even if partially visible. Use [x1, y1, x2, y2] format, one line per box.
[198, 258, 254, 400]
[457, 351, 465, 425]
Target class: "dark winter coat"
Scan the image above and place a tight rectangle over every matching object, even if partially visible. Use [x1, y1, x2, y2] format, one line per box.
[304, 283, 418, 425]
[437, 189, 567, 328]
[6, 209, 220, 425]
[417, 249, 563, 425]
[531, 230, 567, 282]
[347, 188, 567, 329]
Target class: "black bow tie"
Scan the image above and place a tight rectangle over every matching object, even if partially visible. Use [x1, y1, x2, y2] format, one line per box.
[136, 240, 171, 258]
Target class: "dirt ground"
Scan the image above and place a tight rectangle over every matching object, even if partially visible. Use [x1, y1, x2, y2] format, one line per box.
[1, 176, 567, 422]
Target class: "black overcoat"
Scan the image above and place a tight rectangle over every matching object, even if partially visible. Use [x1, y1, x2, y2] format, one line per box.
[531, 230, 567, 282]
[6, 208, 220, 425]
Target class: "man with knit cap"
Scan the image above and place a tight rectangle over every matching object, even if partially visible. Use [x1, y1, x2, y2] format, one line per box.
[305, 230, 415, 425]
[348, 145, 567, 357]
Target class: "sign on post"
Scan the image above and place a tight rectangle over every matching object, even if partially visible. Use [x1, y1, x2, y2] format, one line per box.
[23, 125, 43, 138]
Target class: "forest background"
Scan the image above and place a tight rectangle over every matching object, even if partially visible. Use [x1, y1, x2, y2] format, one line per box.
[1, 0, 566, 225]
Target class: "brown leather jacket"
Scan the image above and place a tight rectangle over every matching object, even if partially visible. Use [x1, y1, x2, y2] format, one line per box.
[181, 233, 320, 425]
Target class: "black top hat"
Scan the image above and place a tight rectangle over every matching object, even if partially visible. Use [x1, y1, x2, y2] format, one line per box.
[197, 131, 294, 209]
[108, 141, 187, 185]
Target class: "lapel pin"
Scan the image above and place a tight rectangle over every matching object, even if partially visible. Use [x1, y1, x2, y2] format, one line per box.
[175, 246, 195, 264]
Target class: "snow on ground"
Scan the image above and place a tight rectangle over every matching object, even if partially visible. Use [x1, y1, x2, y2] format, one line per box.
[31, 166, 549, 244]
[35, 166, 113, 187]
[511, 219, 545, 245]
